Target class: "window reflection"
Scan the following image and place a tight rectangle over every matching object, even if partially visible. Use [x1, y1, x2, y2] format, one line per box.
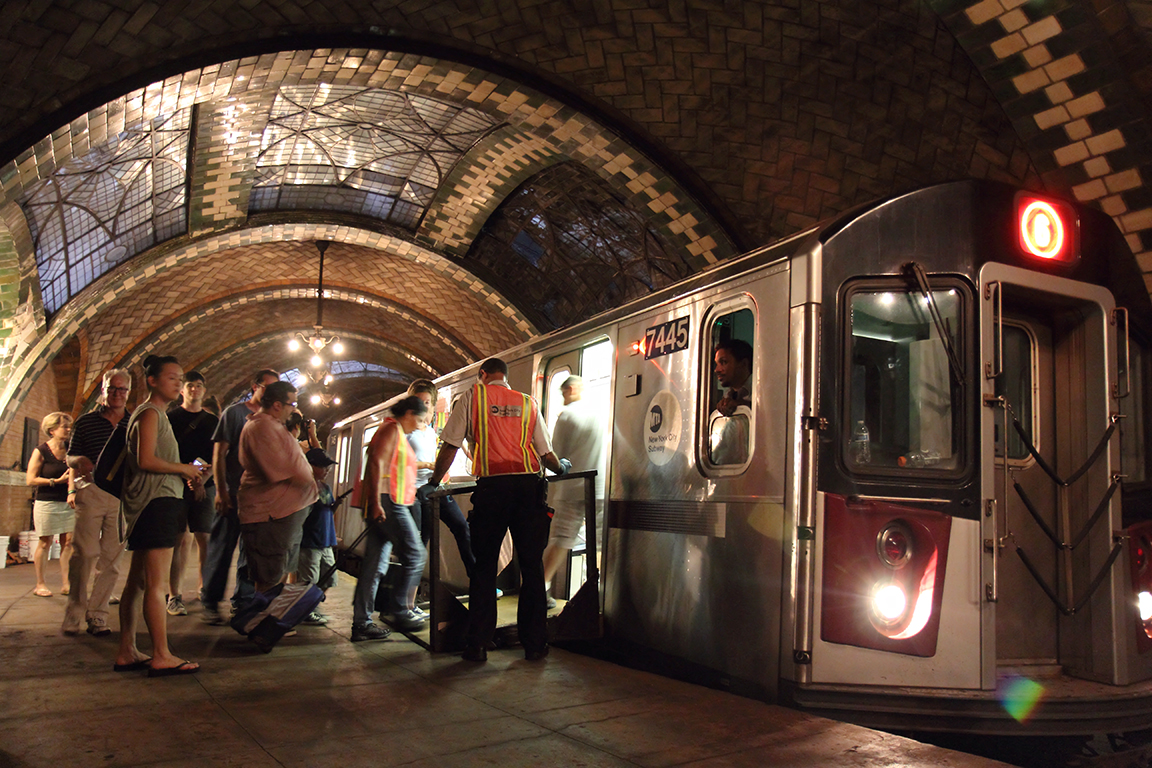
[848, 288, 962, 472]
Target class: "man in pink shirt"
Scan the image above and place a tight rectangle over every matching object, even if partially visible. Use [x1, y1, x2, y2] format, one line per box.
[238, 381, 318, 592]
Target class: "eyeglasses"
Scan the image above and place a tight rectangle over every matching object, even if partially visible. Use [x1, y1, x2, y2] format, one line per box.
[106, 387, 129, 394]
[285, 401, 298, 408]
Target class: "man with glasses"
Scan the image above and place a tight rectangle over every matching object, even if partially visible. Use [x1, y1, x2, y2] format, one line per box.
[201, 369, 278, 624]
[61, 369, 132, 637]
[237, 381, 318, 592]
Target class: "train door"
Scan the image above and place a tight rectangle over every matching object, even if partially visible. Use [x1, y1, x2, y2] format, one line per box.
[541, 338, 613, 602]
[982, 263, 1125, 684]
[992, 319, 1058, 664]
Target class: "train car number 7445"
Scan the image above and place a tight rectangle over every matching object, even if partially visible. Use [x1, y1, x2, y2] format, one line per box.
[644, 316, 690, 360]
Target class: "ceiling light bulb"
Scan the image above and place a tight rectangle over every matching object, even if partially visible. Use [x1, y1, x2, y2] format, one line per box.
[310, 394, 322, 405]
[288, 339, 300, 351]
[333, 342, 344, 355]
[333, 397, 341, 405]
[310, 355, 323, 367]
[309, 336, 324, 351]
[324, 375, 334, 386]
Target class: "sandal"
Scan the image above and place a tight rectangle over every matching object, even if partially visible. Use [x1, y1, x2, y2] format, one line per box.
[60, 587, 70, 596]
[147, 660, 199, 678]
[33, 587, 52, 597]
[113, 658, 152, 672]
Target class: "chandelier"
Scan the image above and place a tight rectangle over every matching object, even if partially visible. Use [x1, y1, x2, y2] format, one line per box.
[288, 240, 343, 380]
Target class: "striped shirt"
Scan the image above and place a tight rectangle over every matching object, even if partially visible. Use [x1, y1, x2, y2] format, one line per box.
[68, 408, 129, 462]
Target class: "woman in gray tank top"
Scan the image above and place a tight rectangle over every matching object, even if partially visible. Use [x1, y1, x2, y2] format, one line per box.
[114, 355, 205, 677]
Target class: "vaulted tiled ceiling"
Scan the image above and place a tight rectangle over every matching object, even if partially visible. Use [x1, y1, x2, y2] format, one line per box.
[0, 0, 1149, 434]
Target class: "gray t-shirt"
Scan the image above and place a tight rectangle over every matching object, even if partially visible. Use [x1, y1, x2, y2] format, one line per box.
[212, 400, 256, 494]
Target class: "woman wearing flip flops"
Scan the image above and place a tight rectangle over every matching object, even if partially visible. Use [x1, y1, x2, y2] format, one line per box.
[114, 355, 206, 677]
[25, 412, 75, 597]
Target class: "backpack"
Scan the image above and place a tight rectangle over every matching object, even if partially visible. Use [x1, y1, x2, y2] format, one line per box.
[93, 424, 128, 498]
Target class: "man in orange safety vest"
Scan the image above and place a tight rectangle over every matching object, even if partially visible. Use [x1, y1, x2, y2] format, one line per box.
[427, 357, 570, 662]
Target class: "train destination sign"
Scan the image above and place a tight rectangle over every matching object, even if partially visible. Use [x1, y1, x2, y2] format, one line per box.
[644, 316, 690, 360]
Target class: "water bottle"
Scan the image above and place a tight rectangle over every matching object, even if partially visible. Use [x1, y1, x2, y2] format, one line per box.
[850, 420, 871, 464]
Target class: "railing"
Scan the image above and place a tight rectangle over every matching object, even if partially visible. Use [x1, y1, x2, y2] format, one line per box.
[424, 469, 600, 652]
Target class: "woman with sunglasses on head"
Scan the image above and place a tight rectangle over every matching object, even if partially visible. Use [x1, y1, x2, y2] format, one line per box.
[114, 355, 205, 677]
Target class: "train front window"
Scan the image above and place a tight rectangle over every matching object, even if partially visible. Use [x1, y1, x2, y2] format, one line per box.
[846, 286, 963, 473]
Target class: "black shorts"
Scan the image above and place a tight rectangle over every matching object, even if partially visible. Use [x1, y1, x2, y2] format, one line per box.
[183, 484, 215, 534]
[127, 496, 187, 551]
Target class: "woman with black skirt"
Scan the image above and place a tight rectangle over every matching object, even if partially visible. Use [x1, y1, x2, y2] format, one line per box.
[114, 355, 204, 676]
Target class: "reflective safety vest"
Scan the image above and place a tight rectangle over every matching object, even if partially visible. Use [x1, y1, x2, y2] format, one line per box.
[470, 382, 542, 477]
[382, 417, 417, 505]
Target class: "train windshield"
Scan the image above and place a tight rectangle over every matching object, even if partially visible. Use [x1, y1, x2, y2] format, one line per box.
[846, 286, 963, 473]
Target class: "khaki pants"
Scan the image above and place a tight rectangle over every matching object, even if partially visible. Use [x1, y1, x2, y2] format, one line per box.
[62, 484, 125, 631]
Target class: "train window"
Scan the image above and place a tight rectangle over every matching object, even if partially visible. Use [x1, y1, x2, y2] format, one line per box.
[545, 366, 572, 432]
[844, 283, 964, 474]
[705, 305, 755, 468]
[993, 324, 1036, 462]
[337, 431, 351, 485]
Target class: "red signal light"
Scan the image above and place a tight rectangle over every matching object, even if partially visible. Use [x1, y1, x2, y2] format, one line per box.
[1138, 537, 1150, 574]
[877, 522, 913, 568]
[1017, 195, 1077, 264]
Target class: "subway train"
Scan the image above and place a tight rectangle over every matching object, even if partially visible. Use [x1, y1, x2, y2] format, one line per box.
[327, 179, 1152, 737]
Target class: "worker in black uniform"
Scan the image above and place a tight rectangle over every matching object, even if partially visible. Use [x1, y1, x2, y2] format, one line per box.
[426, 357, 569, 662]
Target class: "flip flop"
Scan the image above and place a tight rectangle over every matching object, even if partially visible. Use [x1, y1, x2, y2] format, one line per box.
[60, 587, 70, 595]
[33, 588, 52, 597]
[112, 658, 152, 672]
[147, 661, 199, 678]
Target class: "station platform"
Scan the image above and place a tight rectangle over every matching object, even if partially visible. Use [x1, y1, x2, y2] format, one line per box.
[0, 557, 1009, 768]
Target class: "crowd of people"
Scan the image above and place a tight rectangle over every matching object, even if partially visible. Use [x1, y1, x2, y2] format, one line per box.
[26, 354, 601, 675]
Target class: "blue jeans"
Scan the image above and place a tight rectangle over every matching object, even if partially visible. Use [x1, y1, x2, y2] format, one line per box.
[352, 495, 426, 625]
[413, 485, 474, 578]
[200, 493, 254, 611]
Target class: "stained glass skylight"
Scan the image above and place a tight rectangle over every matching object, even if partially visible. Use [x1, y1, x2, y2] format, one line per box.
[250, 85, 500, 228]
[20, 109, 191, 315]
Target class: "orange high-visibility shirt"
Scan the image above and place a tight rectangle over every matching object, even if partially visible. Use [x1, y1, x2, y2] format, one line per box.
[380, 417, 417, 505]
[469, 382, 542, 476]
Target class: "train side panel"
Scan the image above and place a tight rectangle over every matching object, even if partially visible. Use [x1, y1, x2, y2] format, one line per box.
[604, 261, 792, 696]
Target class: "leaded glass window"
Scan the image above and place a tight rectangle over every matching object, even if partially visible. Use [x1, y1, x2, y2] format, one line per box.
[467, 162, 691, 330]
[251, 85, 500, 228]
[20, 110, 191, 314]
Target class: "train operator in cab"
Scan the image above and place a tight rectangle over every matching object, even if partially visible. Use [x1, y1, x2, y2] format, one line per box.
[427, 357, 570, 663]
[710, 339, 753, 465]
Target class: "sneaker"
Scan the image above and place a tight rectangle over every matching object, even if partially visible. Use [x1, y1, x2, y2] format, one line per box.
[86, 617, 111, 637]
[166, 596, 187, 616]
[351, 622, 391, 642]
[495, 588, 503, 599]
[302, 611, 329, 626]
[201, 606, 226, 626]
[411, 606, 429, 619]
[392, 609, 428, 632]
[546, 596, 557, 610]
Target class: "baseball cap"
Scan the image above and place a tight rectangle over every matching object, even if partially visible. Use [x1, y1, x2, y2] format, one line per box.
[306, 448, 337, 467]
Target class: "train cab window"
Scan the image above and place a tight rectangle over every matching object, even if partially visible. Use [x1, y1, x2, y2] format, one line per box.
[545, 366, 572, 432]
[705, 306, 755, 468]
[993, 324, 1036, 461]
[845, 284, 964, 473]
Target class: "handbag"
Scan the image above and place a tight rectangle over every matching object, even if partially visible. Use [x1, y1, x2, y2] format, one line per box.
[93, 424, 128, 499]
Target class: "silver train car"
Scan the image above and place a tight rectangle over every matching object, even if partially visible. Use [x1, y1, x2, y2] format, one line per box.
[329, 179, 1152, 736]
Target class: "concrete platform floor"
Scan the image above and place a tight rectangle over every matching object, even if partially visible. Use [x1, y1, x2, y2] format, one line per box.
[0, 556, 1010, 768]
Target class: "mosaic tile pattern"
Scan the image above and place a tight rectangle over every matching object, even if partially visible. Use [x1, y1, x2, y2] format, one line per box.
[929, 0, 1152, 278]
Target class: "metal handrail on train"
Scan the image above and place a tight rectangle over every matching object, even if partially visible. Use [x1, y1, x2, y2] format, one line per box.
[999, 401, 1125, 615]
[423, 469, 599, 653]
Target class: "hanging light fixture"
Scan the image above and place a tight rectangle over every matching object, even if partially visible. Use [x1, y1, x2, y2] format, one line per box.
[288, 240, 344, 382]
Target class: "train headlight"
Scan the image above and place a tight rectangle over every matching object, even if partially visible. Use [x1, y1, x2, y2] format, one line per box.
[1137, 537, 1150, 574]
[1139, 591, 1152, 623]
[877, 522, 913, 568]
[872, 584, 907, 622]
